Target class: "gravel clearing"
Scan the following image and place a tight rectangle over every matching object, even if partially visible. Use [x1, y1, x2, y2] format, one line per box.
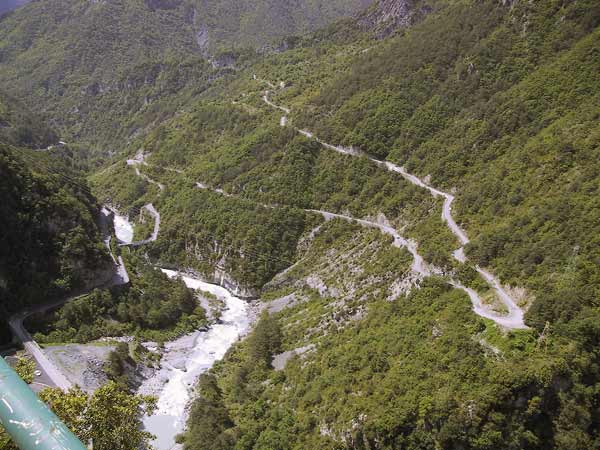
[44, 344, 115, 393]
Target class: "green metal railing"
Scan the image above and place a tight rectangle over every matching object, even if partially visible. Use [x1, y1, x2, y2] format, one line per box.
[0, 357, 87, 450]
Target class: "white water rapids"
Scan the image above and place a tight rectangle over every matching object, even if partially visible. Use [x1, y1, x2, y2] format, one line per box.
[138, 269, 251, 450]
[109, 211, 251, 450]
[113, 212, 134, 244]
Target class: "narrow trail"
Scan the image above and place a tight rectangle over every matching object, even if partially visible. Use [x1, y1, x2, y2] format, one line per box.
[256, 78, 527, 329]
[119, 204, 161, 247]
[127, 158, 165, 192]
[194, 182, 433, 279]
[119, 158, 162, 247]
[144, 165, 427, 278]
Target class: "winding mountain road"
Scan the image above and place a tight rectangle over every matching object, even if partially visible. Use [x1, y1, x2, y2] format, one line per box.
[119, 160, 163, 247]
[9, 208, 130, 390]
[127, 158, 165, 192]
[194, 182, 432, 278]
[309, 210, 433, 277]
[257, 79, 527, 329]
[9, 309, 73, 391]
[262, 91, 290, 115]
[119, 204, 161, 247]
[193, 181, 528, 327]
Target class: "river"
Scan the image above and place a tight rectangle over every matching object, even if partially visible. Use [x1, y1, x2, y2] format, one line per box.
[110, 213, 252, 449]
[113, 210, 134, 244]
[137, 270, 251, 450]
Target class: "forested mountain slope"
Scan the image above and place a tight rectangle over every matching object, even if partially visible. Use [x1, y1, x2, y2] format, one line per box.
[0, 0, 215, 153]
[90, 0, 600, 448]
[0, 0, 373, 154]
[0, 145, 111, 311]
[0, 100, 111, 343]
[0, 92, 57, 149]
[285, 0, 600, 331]
[103, 0, 600, 331]
[194, 0, 374, 52]
[1, 0, 599, 448]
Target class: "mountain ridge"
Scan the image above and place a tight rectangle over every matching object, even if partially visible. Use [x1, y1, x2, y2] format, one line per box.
[1, 0, 599, 449]
[0, 0, 376, 153]
[358, 0, 433, 37]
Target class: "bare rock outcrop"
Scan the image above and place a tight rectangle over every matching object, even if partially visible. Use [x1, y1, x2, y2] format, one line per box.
[358, 0, 433, 38]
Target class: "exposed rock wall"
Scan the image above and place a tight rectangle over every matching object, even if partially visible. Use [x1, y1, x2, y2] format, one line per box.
[359, 0, 433, 38]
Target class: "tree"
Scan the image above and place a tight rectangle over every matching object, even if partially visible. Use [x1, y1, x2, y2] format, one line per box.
[248, 311, 282, 365]
[39, 382, 156, 450]
[83, 382, 156, 450]
[14, 356, 36, 384]
[184, 374, 235, 450]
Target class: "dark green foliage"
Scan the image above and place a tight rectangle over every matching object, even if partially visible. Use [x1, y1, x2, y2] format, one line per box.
[28, 255, 206, 343]
[184, 374, 236, 450]
[186, 277, 600, 450]
[195, 0, 373, 53]
[0, 145, 110, 323]
[2, 0, 600, 447]
[92, 98, 450, 290]
[0, 0, 372, 154]
[0, 0, 217, 153]
[276, 0, 600, 331]
[0, 92, 57, 148]
[95, 159, 314, 290]
[247, 311, 282, 366]
[105, 342, 136, 390]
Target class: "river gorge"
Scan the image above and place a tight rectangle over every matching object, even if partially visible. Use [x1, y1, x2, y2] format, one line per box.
[112, 213, 253, 450]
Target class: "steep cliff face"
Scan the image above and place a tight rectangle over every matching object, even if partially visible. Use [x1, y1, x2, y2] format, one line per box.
[359, 0, 433, 37]
[0, 145, 111, 317]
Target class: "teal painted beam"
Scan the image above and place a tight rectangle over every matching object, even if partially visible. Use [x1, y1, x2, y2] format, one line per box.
[0, 357, 87, 450]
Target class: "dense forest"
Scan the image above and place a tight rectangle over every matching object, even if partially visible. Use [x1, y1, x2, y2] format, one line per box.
[194, 0, 373, 52]
[0, 0, 215, 152]
[0, 0, 599, 449]
[0, 0, 375, 153]
[0, 92, 57, 148]
[165, 0, 598, 448]
[0, 145, 111, 332]
[288, 0, 600, 332]
[27, 255, 207, 344]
